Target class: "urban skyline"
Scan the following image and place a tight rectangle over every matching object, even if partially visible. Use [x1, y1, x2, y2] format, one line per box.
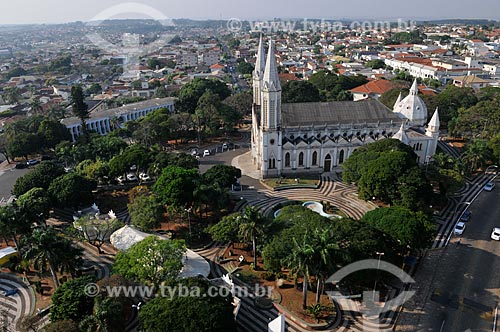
[1, 0, 500, 25]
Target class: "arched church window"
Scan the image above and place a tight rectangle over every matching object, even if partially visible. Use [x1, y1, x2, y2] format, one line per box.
[285, 153, 290, 167]
[339, 150, 345, 164]
[298, 152, 304, 167]
[312, 151, 318, 165]
[270, 139, 275, 145]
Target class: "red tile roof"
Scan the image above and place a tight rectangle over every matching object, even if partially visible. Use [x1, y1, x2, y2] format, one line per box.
[350, 79, 394, 95]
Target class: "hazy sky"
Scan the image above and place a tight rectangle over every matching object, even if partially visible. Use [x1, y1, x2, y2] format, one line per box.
[1, 0, 499, 24]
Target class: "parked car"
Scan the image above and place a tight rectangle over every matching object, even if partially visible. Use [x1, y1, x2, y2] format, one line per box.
[484, 182, 495, 191]
[139, 173, 151, 181]
[454, 222, 466, 235]
[26, 159, 39, 166]
[15, 162, 28, 169]
[203, 150, 210, 157]
[126, 173, 138, 181]
[116, 176, 125, 183]
[491, 228, 500, 241]
[460, 210, 472, 222]
[190, 149, 198, 156]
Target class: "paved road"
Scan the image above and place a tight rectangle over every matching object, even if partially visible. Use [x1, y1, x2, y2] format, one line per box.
[0, 164, 28, 201]
[401, 178, 500, 332]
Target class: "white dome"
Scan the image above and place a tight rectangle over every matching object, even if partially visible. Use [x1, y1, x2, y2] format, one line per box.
[393, 79, 428, 127]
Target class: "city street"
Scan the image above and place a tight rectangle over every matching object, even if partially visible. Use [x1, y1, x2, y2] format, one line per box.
[0, 163, 28, 201]
[399, 178, 500, 332]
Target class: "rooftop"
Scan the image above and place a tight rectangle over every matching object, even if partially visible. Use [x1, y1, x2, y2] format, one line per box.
[281, 100, 402, 127]
[61, 97, 175, 127]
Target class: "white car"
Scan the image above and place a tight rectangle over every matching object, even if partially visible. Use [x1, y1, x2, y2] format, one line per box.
[484, 182, 495, 191]
[116, 176, 125, 183]
[454, 222, 466, 235]
[126, 173, 138, 181]
[491, 228, 500, 241]
[203, 150, 210, 157]
[139, 173, 151, 181]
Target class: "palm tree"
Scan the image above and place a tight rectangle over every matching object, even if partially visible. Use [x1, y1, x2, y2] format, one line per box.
[4, 87, 21, 104]
[461, 139, 492, 173]
[310, 227, 342, 303]
[284, 232, 316, 309]
[23, 227, 81, 289]
[29, 97, 42, 115]
[238, 207, 266, 267]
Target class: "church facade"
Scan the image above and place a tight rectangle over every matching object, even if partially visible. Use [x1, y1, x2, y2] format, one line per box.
[251, 36, 440, 179]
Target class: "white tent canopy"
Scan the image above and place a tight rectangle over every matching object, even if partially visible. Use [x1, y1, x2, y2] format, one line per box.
[110, 225, 155, 251]
[110, 225, 210, 278]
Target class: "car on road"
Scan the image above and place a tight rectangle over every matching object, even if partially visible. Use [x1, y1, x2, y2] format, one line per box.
[116, 176, 125, 183]
[139, 173, 151, 181]
[26, 159, 39, 166]
[491, 228, 500, 241]
[454, 222, 466, 235]
[460, 210, 472, 222]
[15, 162, 28, 169]
[203, 150, 210, 157]
[484, 182, 495, 191]
[126, 173, 138, 182]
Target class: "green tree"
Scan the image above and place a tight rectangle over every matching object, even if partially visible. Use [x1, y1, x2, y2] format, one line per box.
[362, 207, 436, 253]
[366, 59, 386, 69]
[73, 215, 123, 254]
[128, 194, 164, 231]
[44, 320, 80, 332]
[435, 85, 478, 124]
[282, 81, 321, 103]
[23, 227, 83, 289]
[153, 166, 200, 209]
[138, 278, 237, 332]
[237, 61, 254, 75]
[202, 165, 241, 188]
[48, 173, 96, 209]
[223, 91, 253, 117]
[238, 207, 267, 267]
[461, 139, 493, 173]
[109, 144, 151, 176]
[113, 236, 185, 287]
[177, 77, 231, 113]
[71, 85, 90, 141]
[12, 161, 65, 196]
[50, 276, 95, 322]
[4, 86, 22, 104]
[37, 119, 72, 149]
[207, 213, 242, 243]
[16, 187, 51, 224]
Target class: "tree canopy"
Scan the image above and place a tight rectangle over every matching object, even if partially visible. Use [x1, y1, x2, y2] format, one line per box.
[113, 236, 185, 287]
[139, 277, 238, 332]
[282, 81, 321, 103]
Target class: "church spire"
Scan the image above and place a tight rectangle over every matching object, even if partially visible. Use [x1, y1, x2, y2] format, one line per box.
[393, 92, 402, 110]
[392, 122, 409, 145]
[262, 38, 281, 92]
[427, 108, 440, 132]
[410, 78, 418, 96]
[254, 34, 266, 79]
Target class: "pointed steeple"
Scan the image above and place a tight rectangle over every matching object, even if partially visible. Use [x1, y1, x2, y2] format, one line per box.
[393, 92, 402, 110]
[392, 122, 409, 145]
[427, 108, 440, 132]
[262, 38, 281, 92]
[254, 34, 266, 79]
[409, 78, 418, 96]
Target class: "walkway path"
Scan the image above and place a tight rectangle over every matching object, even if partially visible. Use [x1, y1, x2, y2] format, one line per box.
[0, 273, 33, 331]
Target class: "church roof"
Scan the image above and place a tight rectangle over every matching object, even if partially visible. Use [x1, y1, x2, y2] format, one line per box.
[281, 99, 401, 127]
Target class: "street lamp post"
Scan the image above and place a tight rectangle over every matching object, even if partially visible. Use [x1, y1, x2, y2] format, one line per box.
[372, 252, 385, 301]
[185, 207, 192, 239]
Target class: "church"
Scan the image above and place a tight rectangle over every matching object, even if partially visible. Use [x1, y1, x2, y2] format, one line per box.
[250, 36, 440, 179]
